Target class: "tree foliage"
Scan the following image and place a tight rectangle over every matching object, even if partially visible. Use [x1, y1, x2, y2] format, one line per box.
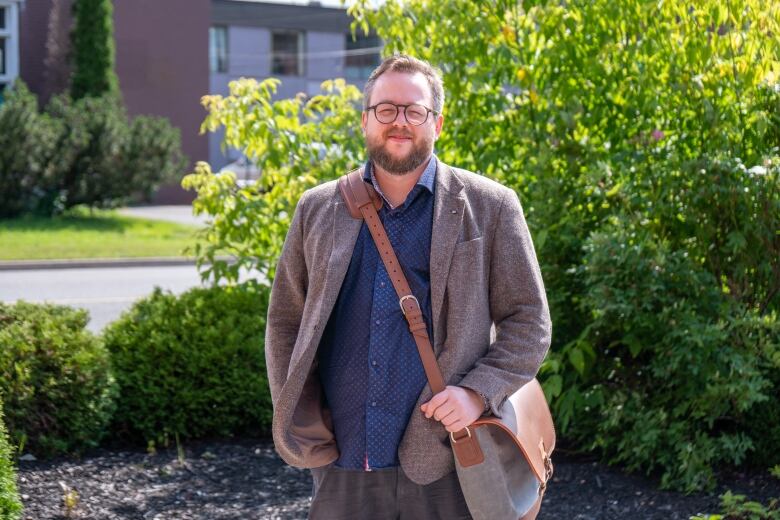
[70, 0, 119, 100]
[186, 0, 780, 491]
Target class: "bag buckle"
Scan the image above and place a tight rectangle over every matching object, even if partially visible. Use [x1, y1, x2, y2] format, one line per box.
[399, 294, 419, 316]
[538, 440, 554, 495]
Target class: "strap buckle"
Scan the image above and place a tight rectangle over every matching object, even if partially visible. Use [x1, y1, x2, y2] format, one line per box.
[450, 426, 472, 444]
[399, 294, 419, 316]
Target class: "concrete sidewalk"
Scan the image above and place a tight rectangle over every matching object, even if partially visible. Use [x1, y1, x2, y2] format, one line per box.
[116, 205, 210, 227]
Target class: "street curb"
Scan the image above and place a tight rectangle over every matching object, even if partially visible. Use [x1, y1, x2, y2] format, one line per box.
[0, 256, 235, 271]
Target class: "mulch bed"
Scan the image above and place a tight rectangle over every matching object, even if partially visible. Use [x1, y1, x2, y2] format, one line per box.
[15, 436, 780, 519]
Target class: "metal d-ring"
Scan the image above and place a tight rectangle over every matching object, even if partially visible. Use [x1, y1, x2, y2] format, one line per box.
[450, 426, 472, 444]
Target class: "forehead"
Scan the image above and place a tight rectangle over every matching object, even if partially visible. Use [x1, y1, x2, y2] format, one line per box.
[369, 71, 433, 106]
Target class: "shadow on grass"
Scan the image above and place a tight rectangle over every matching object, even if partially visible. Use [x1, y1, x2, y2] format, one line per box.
[0, 206, 187, 233]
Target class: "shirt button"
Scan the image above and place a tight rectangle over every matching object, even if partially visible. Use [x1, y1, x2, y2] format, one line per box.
[371, 401, 377, 407]
[380, 282, 386, 288]
[375, 319, 381, 325]
[372, 360, 378, 366]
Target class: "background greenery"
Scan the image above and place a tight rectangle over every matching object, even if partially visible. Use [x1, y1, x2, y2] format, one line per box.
[183, 0, 780, 492]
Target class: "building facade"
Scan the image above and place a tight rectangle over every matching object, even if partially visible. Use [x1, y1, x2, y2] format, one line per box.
[208, 0, 379, 170]
[0, 0, 24, 103]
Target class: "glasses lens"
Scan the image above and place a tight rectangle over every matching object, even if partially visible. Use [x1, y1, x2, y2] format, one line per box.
[374, 103, 398, 124]
[406, 104, 428, 125]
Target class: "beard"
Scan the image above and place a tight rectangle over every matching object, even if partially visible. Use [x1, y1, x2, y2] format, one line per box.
[366, 128, 434, 175]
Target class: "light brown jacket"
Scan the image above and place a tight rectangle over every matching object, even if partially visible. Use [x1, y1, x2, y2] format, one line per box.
[265, 158, 552, 485]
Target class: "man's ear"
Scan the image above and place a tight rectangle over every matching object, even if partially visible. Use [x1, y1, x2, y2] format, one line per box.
[434, 113, 444, 139]
[361, 111, 368, 134]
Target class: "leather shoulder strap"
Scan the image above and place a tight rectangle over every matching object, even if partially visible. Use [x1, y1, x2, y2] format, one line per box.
[337, 168, 382, 219]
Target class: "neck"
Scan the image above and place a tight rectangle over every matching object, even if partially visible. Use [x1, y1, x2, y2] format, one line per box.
[373, 155, 432, 208]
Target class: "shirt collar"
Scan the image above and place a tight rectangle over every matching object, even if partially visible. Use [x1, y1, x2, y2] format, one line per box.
[363, 154, 437, 196]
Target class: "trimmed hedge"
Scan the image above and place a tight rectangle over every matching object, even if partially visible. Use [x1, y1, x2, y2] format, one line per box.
[103, 282, 272, 447]
[0, 301, 117, 458]
[0, 397, 23, 520]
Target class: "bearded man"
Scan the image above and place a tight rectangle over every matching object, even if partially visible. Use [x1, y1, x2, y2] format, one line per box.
[265, 54, 552, 519]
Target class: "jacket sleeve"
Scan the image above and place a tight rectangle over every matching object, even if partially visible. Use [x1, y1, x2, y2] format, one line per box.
[457, 187, 552, 417]
[265, 191, 309, 407]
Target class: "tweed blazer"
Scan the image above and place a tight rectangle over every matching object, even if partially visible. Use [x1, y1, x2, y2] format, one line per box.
[265, 158, 552, 485]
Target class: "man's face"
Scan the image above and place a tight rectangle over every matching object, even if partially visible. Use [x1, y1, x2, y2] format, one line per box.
[362, 71, 444, 175]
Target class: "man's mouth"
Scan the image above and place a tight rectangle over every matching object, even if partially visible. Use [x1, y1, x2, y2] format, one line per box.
[387, 134, 412, 142]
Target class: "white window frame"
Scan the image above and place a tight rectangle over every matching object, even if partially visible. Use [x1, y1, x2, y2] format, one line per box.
[0, 0, 23, 89]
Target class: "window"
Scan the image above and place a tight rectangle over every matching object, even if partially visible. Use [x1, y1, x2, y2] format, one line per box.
[0, 6, 6, 30]
[0, 37, 5, 76]
[272, 31, 304, 76]
[345, 33, 381, 81]
[209, 26, 228, 73]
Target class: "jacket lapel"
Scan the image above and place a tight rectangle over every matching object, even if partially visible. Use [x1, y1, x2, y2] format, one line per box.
[318, 197, 363, 326]
[429, 160, 465, 355]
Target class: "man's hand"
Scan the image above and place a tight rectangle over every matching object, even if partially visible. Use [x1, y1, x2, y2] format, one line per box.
[420, 385, 484, 433]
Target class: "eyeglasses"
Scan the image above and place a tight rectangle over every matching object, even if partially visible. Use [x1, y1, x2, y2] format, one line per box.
[367, 102, 438, 126]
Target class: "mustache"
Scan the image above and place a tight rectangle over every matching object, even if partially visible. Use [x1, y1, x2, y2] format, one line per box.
[384, 130, 414, 139]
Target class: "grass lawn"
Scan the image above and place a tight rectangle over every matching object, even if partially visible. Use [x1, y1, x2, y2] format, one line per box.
[0, 206, 202, 261]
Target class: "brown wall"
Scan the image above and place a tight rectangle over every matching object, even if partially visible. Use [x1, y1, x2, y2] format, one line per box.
[114, 0, 210, 203]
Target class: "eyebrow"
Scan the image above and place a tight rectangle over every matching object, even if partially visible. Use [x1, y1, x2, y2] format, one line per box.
[373, 99, 430, 106]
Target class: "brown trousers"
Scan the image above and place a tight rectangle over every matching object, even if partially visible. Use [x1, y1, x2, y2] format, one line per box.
[308, 463, 473, 520]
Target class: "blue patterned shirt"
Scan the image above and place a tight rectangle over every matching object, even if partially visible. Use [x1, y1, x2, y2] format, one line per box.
[316, 155, 437, 470]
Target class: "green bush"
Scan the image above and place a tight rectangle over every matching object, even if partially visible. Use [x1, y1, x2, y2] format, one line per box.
[0, 301, 117, 458]
[692, 491, 780, 520]
[0, 397, 23, 520]
[0, 79, 186, 219]
[124, 115, 187, 204]
[103, 282, 272, 446]
[0, 80, 60, 218]
[564, 220, 779, 491]
[45, 93, 130, 211]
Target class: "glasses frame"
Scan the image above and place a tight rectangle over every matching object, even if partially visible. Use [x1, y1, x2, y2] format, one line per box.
[366, 102, 439, 126]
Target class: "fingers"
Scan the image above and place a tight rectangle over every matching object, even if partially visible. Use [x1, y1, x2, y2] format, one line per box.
[422, 389, 451, 418]
[433, 403, 456, 422]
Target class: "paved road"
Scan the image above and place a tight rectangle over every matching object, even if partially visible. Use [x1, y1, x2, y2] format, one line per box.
[0, 264, 258, 333]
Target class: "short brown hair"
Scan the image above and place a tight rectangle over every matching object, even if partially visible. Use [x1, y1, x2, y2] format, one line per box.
[363, 54, 445, 114]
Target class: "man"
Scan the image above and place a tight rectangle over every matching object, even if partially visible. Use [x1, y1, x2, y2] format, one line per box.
[265, 54, 551, 519]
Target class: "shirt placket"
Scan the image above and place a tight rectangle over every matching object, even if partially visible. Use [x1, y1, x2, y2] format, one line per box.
[365, 210, 398, 471]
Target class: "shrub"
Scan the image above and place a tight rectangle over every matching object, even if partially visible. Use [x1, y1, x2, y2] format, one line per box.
[45, 93, 131, 211]
[0, 80, 60, 218]
[0, 397, 23, 520]
[0, 301, 117, 458]
[0, 83, 187, 218]
[103, 282, 272, 446]
[123, 115, 187, 203]
[562, 221, 779, 491]
[692, 491, 780, 520]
